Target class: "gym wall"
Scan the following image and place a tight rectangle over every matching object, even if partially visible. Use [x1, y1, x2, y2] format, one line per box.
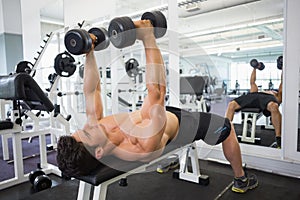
[0, 33, 23, 75]
[0, 0, 23, 75]
[64, 0, 116, 27]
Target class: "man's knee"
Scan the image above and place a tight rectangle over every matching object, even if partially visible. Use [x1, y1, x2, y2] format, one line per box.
[227, 101, 239, 111]
[267, 101, 280, 113]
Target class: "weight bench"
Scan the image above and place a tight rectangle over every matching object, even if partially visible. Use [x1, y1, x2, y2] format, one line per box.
[239, 108, 263, 144]
[74, 141, 208, 200]
[0, 73, 62, 190]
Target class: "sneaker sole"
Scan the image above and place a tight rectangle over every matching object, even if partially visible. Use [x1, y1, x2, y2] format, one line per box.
[156, 162, 179, 174]
[231, 181, 258, 193]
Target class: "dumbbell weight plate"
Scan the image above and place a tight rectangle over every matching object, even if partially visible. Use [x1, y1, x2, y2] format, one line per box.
[64, 29, 92, 55]
[125, 58, 139, 77]
[54, 51, 77, 77]
[108, 17, 136, 48]
[33, 175, 52, 192]
[250, 59, 258, 68]
[88, 27, 110, 51]
[277, 55, 283, 70]
[29, 170, 45, 184]
[258, 62, 265, 70]
[141, 11, 167, 38]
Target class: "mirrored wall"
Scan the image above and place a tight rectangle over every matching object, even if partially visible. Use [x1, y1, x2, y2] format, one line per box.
[170, 0, 284, 149]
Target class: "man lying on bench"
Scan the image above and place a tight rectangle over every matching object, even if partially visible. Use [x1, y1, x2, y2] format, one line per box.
[56, 20, 258, 193]
[225, 63, 282, 148]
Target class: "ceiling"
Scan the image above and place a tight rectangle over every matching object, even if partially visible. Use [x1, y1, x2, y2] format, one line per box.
[40, 0, 284, 62]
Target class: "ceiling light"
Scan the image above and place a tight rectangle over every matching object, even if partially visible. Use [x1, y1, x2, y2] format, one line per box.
[184, 17, 283, 38]
[202, 37, 272, 49]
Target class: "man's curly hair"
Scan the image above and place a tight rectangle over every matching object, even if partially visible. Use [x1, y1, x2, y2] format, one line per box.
[56, 135, 101, 177]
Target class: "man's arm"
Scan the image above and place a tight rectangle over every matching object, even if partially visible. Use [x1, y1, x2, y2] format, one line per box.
[126, 20, 167, 149]
[250, 68, 258, 93]
[276, 72, 283, 103]
[83, 49, 104, 124]
[135, 20, 166, 118]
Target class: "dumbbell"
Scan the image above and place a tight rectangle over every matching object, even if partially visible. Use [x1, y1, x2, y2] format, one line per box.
[108, 11, 167, 48]
[29, 169, 52, 192]
[277, 55, 283, 70]
[250, 59, 265, 70]
[64, 27, 110, 55]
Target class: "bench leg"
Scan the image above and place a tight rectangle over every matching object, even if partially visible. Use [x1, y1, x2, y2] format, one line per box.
[173, 143, 209, 185]
[1, 134, 10, 160]
[250, 114, 258, 143]
[240, 112, 260, 143]
[241, 113, 250, 142]
[77, 181, 92, 200]
[93, 183, 108, 200]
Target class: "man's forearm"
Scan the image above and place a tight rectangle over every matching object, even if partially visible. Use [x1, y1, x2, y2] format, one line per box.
[83, 50, 101, 94]
[143, 37, 166, 87]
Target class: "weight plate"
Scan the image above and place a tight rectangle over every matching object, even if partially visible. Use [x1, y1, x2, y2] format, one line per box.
[33, 175, 52, 192]
[141, 11, 167, 38]
[29, 170, 45, 184]
[88, 27, 110, 51]
[108, 17, 136, 48]
[64, 29, 92, 55]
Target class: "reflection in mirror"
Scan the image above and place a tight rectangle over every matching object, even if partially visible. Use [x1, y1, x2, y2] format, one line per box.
[175, 0, 284, 148]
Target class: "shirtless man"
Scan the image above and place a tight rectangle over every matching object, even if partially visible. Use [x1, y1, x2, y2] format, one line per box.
[57, 20, 258, 193]
[225, 65, 282, 148]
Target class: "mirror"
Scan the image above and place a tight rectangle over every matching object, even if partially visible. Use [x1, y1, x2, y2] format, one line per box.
[175, 0, 284, 148]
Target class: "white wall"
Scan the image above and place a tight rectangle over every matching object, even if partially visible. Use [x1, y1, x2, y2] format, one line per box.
[282, 0, 300, 161]
[2, 0, 22, 34]
[0, 1, 4, 34]
[64, 0, 116, 27]
[20, 0, 55, 62]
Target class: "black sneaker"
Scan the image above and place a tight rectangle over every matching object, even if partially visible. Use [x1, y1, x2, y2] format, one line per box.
[270, 142, 281, 149]
[232, 174, 258, 193]
[156, 155, 179, 174]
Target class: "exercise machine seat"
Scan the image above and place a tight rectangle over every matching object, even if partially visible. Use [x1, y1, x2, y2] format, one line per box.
[0, 120, 14, 130]
[0, 73, 54, 112]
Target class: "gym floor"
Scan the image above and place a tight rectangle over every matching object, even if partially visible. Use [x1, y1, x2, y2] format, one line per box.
[1, 159, 300, 200]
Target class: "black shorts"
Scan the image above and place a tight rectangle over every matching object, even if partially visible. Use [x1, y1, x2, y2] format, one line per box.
[234, 92, 279, 116]
[165, 106, 231, 147]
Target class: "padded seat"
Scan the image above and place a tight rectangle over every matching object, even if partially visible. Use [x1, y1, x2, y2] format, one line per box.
[0, 120, 13, 130]
[75, 156, 143, 186]
[74, 142, 185, 186]
[241, 108, 261, 113]
[0, 73, 54, 112]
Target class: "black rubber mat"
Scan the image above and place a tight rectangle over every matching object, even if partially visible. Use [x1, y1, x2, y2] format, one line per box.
[19, 178, 79, 200]
[2, 160, 300, 200]
[106, 169, 233, 200]
[233, 123, 276, 147]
